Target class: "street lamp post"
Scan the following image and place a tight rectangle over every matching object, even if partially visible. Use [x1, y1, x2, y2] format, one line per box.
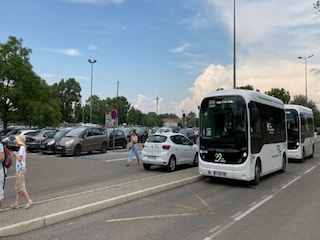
[233, 0, 236, 89]
[88, 59, 97, 123]
[298, 55, 313, 102]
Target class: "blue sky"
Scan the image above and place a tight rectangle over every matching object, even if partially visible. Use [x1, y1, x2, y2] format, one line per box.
[1, 0, 320, 117]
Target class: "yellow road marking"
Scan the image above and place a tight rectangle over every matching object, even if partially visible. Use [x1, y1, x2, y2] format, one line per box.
[106, 184, 214, 223]
[142, 197, 201, 212]
[185, 185, 214, 212]
[106, 212, 206, 223]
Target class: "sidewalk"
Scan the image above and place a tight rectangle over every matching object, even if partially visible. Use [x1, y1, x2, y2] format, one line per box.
[0, 167, 202, 237]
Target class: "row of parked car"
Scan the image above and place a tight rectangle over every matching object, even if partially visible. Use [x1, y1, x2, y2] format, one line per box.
[0, 125, 199, 172]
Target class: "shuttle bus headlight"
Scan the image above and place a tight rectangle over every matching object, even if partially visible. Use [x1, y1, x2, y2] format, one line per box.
[199, 149, 208, 160]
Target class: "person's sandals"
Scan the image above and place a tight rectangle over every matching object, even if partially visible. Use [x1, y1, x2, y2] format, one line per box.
[10, 204, 19, 209]
[24, 201, 33, 210]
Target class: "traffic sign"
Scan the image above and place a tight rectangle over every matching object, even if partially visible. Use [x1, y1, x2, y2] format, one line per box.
[110, 109, 117, 120]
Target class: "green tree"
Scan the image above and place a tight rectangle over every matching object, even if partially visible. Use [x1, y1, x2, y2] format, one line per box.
[20, 77, 61, 127]
[186, 111, 198, 127]
[52, 78, 81, 124]
[127, 107, 142, 126]
[0, 36, 61, 128]
[104, 96, 130, 125]
[0, 36, 33, 128]
[265, 88, 290, 103]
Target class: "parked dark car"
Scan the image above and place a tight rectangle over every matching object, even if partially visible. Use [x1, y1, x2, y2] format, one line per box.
[26, 129, 57, 152]
[55, 126, 109, 156]
[179, 128, 197, 144]
[123, 127, 133, 142]
[135, 127, 148, 143]
[108, 129, 128, 149]
[40, 128, 72, 154]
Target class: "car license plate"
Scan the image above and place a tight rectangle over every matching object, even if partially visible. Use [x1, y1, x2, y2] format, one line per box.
[56, 146, 62, 150]
[212, 171, 226, 177]
[148, 156, 156, 160]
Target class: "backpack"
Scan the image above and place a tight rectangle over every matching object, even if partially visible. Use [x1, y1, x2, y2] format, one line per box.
[2, 144, 12, 169]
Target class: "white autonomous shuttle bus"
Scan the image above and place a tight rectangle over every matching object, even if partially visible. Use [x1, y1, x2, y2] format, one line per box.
[284, 104, 314, 162]
[198, 89, 287, 185]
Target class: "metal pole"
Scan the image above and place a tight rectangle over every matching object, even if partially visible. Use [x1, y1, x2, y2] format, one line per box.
[298, 55, 313, 102]
[88, 59, 97, 123]
[233, 0, 236, 89]
[116, 80, 119, 128]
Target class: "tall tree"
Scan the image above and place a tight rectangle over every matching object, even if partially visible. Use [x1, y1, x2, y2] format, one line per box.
[265, 88, 290, 103]
[0, 36, 32, 128]
[186, 111, 198, 127]
[52, 78, 81, 123]
[127, 107, 142, 126]
[0, 36, 61, 128]
[104, 96, 130, 125]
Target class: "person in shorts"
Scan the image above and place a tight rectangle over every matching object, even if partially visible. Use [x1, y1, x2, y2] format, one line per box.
[10, 134, 33, 210]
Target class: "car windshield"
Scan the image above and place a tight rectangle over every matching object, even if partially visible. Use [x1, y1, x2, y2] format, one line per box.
[179, 129, 190, 135]
[54, 129, 71, 138]
[27, 130, 41, 136]
[65, 127, 86, 138]
[146, 135, 167, 143]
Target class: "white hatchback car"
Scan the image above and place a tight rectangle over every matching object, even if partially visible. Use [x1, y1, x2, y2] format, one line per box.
[141, 132, 199, 172]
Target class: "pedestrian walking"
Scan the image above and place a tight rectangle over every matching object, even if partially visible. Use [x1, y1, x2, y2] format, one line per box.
[0, 142, 6, 208]
[126, 129, 140, 166]
[10, 134, 33, 210]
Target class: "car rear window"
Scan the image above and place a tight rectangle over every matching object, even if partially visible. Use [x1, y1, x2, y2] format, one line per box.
[146, 135, 167, 143]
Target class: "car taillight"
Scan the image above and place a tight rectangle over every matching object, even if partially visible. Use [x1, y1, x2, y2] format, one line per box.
[162, 145, 170, 150]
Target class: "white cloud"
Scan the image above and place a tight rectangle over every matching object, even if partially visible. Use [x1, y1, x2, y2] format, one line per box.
[170, 43, 191, 53]
[174, 0, 320, 115]
[39, 47, 81, 56]
[132, 94, 163, 114]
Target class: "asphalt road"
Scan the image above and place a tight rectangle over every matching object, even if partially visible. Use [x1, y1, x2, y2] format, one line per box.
[3, 144, 147, 206]
[2, 143, 320, 240]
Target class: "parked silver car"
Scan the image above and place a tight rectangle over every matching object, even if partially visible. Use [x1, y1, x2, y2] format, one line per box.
[55, 126, 109, 156]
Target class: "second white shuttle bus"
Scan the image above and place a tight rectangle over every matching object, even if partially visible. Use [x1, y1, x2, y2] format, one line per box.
[285, 104, 314, 162]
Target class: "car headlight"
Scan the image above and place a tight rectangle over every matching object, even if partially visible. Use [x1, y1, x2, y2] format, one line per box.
[65, 139, 75, 147]
[47, 140, 55, 146]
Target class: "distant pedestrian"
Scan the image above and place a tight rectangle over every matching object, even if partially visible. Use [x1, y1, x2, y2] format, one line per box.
[126, 129, 140, 166]
[148, 127, 152, 137]
[0, 142, 6, 208]
[10, 134, 33, 210]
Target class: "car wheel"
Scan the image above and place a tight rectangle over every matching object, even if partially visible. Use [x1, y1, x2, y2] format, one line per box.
[101, 142, 108, 153]
[73, 144, 82, 156]
[193, 153, 199, 167]
[167, 155, 176, 172]
[122, 141, 127, 149]
[143, 163, 151, 170]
